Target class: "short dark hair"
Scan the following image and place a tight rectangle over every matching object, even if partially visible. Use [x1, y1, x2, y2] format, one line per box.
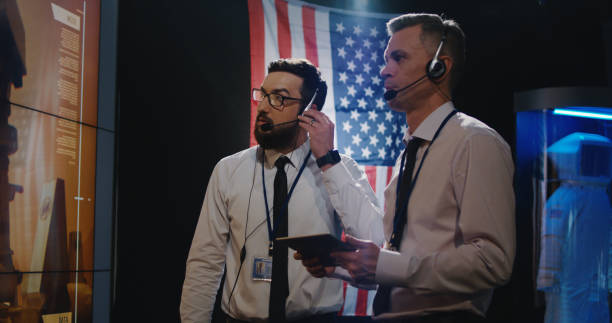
[267, 58, 328, 112]
[387, 13, 466, 93]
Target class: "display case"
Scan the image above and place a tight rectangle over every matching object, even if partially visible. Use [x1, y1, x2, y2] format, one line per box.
[515, 86, 612, 323]
[0, 0, 116, 322]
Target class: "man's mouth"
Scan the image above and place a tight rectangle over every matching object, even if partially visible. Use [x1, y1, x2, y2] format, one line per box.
[256, 115, 273, 127]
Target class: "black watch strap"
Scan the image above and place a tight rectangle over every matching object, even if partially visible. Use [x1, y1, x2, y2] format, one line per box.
[316, 150, 341, 168]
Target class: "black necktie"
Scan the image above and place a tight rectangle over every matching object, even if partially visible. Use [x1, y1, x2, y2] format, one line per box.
[373, 137, 423, 316]
[269, 156, 290, 321]
[395, 137, 424, 236]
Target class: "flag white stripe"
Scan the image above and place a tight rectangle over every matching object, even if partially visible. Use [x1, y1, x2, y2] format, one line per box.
[314, 9, 337, 146]
[288, 2, 305, 59]
[263, 0, 279, 65]
[375, 166, 387, 206]
[366, 289, 376, 315]
[343, 285, 358, 315]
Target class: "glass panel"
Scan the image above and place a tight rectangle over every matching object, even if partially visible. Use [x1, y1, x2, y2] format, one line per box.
[0, 271, 95, 323]
[516, 107, 612, 323]
[6, 104, 97, 275]
[7, 0, 100, 126]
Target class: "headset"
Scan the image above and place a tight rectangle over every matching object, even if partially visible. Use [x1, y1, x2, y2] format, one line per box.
[426, 28, 448, 81]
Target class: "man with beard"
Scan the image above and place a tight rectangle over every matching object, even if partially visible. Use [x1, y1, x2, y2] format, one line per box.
[180, 58, 384, 323]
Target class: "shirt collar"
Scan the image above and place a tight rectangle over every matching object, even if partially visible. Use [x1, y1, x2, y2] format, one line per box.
[403, 101, 455, 144]
[263, 139, 310, 169]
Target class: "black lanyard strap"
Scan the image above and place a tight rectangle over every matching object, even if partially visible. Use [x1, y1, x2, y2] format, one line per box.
[390, 110, 457, 250]
[262, 149, 312, 253]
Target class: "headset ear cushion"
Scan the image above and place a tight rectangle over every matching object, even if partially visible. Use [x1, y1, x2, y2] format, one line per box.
[426, 59, 446, 80]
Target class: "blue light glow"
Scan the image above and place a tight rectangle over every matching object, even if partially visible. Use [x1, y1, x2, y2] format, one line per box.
[553, 108, 612, 120]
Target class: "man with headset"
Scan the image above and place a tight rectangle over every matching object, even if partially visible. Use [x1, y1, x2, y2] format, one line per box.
[180, 58, 384, 323]
[298, 13, 515, 323]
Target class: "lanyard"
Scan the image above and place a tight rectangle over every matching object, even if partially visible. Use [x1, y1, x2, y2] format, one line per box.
[262, 149, 312, 255]
[390, 110, 457, 250]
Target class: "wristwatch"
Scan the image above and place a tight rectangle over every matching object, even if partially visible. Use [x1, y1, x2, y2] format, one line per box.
[316, 150, 341, 168]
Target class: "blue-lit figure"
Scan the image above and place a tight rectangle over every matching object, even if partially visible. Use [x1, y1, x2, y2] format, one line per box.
[537, 132, 612, 323]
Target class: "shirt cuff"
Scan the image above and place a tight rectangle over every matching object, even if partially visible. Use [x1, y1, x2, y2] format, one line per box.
[331, 267, 378, 290]
[376, 248, 417, 285]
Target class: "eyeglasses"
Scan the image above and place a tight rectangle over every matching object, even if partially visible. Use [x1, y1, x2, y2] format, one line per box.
[252, 88, 303, 111]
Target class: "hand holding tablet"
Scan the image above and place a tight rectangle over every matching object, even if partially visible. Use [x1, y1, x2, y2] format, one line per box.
[277, 233, 355, 266]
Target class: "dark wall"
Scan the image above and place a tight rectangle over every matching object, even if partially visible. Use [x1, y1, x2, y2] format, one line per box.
[115, 1, 250, 322]
[114, 1, 611, 322]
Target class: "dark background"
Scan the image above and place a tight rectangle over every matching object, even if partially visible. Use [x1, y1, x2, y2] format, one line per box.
[114, 1, 611, 322]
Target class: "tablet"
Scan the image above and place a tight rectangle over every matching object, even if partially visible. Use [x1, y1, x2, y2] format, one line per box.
[276, 233, 356, 264]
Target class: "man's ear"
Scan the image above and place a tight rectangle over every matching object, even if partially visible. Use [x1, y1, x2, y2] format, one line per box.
[435, 56, 453, 83]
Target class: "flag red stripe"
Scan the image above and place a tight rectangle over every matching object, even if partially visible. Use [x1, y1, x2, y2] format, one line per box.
[387, 166, 393, 185]
[247, 0, 265, 147]
[365, 166, 377, 192]
[301, 5, 318, 66]
[356, 289, 369, 315]
[275, 0, 291, 58]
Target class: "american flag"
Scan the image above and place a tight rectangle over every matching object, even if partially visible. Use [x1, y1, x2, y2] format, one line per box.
[248, 0, 405, 316]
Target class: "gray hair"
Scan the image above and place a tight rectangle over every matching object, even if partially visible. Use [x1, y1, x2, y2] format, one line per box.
[387, 13, 466, 93]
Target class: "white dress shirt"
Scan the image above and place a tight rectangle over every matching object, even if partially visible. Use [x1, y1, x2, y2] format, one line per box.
[180, 139, 384, 322]
[375, 102, 516, 320]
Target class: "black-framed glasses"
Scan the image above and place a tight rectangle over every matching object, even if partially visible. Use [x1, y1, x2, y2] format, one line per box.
[252, 88, 303, 111]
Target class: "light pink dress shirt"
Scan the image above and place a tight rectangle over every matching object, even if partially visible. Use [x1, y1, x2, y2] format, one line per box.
[375, 102, 516, 320]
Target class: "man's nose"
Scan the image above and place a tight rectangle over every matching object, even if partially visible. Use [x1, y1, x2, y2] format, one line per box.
[256, 98, 271, 113]
[380, 63, 392, 79]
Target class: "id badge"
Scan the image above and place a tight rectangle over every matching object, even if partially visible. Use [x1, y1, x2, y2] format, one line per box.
[252, 256, 272, 282]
